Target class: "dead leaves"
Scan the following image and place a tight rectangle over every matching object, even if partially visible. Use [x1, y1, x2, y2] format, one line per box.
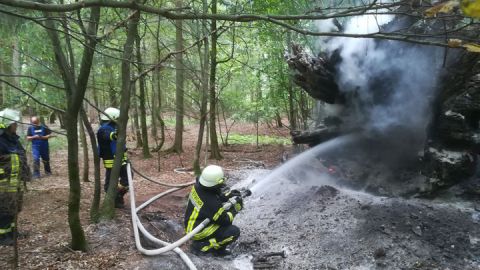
[424, 0, 480, 18]
[425, 1, 459, 17]
[448, 39, 480, 52]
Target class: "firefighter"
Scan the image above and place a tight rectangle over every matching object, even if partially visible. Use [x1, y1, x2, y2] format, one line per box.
[184, 165, 243, 256]
[0, 109, 30, 246]
[26, 116, 53, 178]
[96, 107, 129, 208]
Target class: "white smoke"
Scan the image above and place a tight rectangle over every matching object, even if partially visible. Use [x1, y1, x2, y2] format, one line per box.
[316, 13, 444, 136]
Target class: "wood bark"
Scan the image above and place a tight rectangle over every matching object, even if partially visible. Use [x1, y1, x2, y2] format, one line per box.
[43, 6, 100, 251]
[132, 84, 143, 148]
[136, 33, 151, 158]
[80, 109, 101, 223]
[172, 0, 184, 153]
[208, 0, 222, 160]
[193, 0, 209, 175]
[79, 114, 89, 182]
[100, 10, 139, 220]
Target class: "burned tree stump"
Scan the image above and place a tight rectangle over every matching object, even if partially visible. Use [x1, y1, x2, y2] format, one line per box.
[286, 44, 343, 104]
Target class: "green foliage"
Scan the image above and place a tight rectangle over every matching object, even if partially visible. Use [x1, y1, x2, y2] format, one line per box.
[47, 134, 68, 152]
[227, 133, 291, 145]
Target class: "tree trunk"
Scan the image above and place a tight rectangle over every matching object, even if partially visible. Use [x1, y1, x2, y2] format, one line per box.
[80, 109, 101, 223]
[193, 0, 209, 175]
[100, 10, 139, 220]
[79, 115, 89, 182]
[132, 84, 143, 148]
[208, 0, 223, 160]
[43, 6, 100, 251]
[286, 32, 297, 130]
[136, 33, 151, 158]
[172, 0, 184, 153]
[0, 60, 4, 106]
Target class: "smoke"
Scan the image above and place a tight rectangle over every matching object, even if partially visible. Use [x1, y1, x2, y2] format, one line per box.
[316, 13, 445, 143]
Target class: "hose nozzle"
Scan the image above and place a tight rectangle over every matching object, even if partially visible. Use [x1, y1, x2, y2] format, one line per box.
[241, 189, 252, 197]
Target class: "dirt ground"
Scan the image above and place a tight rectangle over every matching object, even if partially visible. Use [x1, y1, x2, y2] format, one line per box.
[0, 121, 291, 269]
[1, 121, 479, 270]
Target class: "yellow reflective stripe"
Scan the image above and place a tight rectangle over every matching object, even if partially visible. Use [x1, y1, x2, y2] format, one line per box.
[0, 168, 4, 174]
[4, 154, 21, 191]
[193, 224, 220, 240]
[234, 203, 242, 212]
[0, 188, 17, 193]
[189, 187, 204, 209]
[218, 236, 234, 246]
[213, 207, 224, 222]
[200, 238, 220, 252]
[103, 160, 114, 168]
[109, 132, 116, 140]
[0, 226, 12, 234]
[186, 208, 199, 233]
[227, 212, 234, 222]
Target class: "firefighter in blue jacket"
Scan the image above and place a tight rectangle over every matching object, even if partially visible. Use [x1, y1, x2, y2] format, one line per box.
[184, 165, 243, 256]
[96, 107, 129, 208]
[0, 109, 30, 246]
[26, 116, 53, 178]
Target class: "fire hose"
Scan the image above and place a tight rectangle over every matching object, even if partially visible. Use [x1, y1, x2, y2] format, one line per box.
[126, 162, 252, 269]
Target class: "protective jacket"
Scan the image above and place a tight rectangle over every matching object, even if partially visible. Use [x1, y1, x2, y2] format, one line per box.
[97, 121, 126, 168]
[184, 179, 242, 241]
[0, 131, 28, 193]
[0, 130, 29, 239]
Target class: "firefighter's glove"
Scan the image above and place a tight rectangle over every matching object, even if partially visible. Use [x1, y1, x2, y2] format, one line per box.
[229, 189, 242, 198]
[233, 196, 243, 212]
[111, 130, 118, 141]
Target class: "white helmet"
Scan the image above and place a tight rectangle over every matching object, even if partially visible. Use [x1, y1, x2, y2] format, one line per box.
[100, 107, 120, 121]
[199, 165, 225, 187]
[0, 108, 20, 128]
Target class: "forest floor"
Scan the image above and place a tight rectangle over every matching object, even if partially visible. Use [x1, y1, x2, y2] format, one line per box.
[0, 121, 291, 269]
[1, 121, 479, 270]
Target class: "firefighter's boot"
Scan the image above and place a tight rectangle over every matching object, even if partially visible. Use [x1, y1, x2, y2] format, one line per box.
[114, 194, 125, 209]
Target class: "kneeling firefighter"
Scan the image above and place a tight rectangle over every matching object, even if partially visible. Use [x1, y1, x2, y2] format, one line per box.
[0, 109, 30, 245]
[184, 165, 245, 256]
[96, 107, 129, 208]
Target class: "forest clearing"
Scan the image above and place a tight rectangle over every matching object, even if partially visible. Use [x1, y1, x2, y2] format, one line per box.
[1, 0, 480, 269]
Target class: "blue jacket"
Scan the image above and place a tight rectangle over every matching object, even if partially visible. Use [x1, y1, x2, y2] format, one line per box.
[97, 122, 127, 168]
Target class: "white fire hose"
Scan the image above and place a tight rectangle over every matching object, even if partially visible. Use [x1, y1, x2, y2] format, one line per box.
[126, 163, 250, 270]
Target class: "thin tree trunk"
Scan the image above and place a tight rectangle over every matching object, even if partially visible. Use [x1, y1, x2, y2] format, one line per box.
[0, 60, 4, 106]
[12, 36, 20, 87]
[208, 0, 223, 160]
[43, 6, 100, 251]
[286, 32, 297, 130]
[136, 33, 151, 158]
[80, 109, 101, 223]
[193, 0, 209, 175]
[172, 0, 184, 153]
[79, 115, 89, 182]
[132, 84, 143, 148]
[101, 10, 139, 220]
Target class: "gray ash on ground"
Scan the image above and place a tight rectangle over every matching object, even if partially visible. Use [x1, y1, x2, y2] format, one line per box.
[180, 168, 480, 270]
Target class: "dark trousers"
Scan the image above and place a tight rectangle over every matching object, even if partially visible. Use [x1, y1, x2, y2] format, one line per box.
[32, 144, 51, 177]
[104, 164, 129, 193]
[0, 214, 14, 238]
[192, 224, 240, 253]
